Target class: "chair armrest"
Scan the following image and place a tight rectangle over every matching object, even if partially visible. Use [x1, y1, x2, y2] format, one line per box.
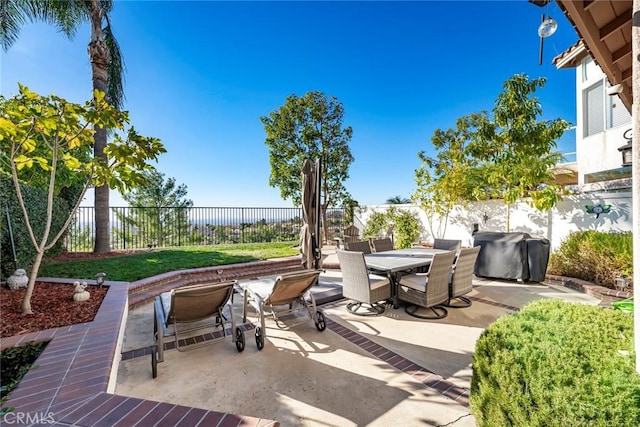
[154, 296, 169, 337]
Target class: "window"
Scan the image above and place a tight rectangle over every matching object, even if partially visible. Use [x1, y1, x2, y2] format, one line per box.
[582, 57, 599, 82]
[583, 82, 632, 137]
[581, 58, 631, 137]
[584, 167, 631, 183]
[583, 81, 604, 137]
[608, 93, 631, 129]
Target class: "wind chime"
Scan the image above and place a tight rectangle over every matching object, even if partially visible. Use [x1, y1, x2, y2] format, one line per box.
[529, 0, 558, 65]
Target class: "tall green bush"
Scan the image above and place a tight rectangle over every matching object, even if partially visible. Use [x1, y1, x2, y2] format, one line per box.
[0, 175, 72, 279]
[362, 207, 422, 249]
[548, 231, 632, 288]
[362, 211, 390, 238]
[471, 299, 640, 426]
[393, 210, 421, 248]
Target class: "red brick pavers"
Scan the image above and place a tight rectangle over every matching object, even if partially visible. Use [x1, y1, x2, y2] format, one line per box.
[0, 281, 278, 426]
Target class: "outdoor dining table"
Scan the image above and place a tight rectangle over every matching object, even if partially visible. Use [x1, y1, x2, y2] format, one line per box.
[364, 247, 453, 308]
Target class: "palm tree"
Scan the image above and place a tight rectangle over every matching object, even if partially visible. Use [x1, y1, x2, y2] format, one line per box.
[1, 0, 124, 253]
[386, 195, 410, 204]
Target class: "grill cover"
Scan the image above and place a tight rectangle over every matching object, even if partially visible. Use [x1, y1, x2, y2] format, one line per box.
[526, 238, 551, 282]
[473, 232, 531, 281]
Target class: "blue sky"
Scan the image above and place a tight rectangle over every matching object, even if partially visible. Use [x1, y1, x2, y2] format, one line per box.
[1, 1, 579, 208]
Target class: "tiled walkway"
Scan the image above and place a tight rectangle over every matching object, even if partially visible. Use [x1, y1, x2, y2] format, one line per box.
[0, 282, 279, 426]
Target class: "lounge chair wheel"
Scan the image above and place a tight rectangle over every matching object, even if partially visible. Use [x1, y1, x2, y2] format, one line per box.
[235, 327, 245, 352]
[151, 346, 158, 379]
[315, 311, 326, 331]
[255, 327, 264, 350]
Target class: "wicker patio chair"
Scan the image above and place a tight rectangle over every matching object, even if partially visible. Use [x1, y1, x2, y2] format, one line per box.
[370, 237, 394, 252]
[239, 270, 325, 350]
[344, 240, 372, 254]
[397, 250, 457, 319]
[445, 246, 481, 308]
[337, 249, 391, 316]
[152, 281, 245, 378]
[433, 238, 462, 251]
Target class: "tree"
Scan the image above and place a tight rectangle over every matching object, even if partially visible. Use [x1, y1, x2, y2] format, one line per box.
[261, 91, 354, 241]
[413, 113, 484, 238]
[469, 74, 570, 231]
[386, 196, 410, 204]
[116, 171, 194, 247]
[1, 0, 126, 253]
[0, 85, 165, 314]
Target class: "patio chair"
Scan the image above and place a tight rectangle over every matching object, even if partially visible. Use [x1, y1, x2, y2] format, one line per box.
[397, 250, 456, 319]
[152, 281, 245, 378]
[239, 270, 325, 350]
[335, 225, 361, 249]
[337, 249, 391, 316]
[344, 240, 372, 254]
[370, 237, 394, 252]
[433, 238, 462, 252]
[445, 246, 481, 308]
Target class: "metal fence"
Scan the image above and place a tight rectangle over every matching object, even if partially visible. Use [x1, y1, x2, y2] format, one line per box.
[67, 206, 347, 252]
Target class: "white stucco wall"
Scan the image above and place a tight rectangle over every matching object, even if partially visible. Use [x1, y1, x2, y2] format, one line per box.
[574, 58, 632, 185]
[356, 192, 632, 252]
[579, 125, 632, 184]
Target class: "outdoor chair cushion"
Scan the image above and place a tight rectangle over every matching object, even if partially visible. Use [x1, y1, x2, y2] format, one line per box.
[369, 274, 391, 290]
[399, 274, 430, 292]
[237, 278, 276, 301]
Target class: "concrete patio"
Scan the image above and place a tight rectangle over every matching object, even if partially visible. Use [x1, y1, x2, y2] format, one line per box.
[115, 253, 600, 427]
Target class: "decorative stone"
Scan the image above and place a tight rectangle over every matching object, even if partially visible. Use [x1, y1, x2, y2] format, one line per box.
[7, 269, 28, 290]
[73, 281, 90, 302]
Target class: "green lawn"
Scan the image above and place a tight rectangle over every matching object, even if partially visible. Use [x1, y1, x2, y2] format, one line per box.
[39, 242, 299, 282]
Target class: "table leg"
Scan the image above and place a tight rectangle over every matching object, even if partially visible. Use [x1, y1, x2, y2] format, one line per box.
[388, 271, 399, 309]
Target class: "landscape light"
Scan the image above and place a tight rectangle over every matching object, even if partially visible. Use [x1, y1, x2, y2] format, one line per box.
[95, 272, 106, 287]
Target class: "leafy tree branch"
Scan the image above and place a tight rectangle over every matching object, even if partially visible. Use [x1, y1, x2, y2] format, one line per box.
[0, 85, 165, 314]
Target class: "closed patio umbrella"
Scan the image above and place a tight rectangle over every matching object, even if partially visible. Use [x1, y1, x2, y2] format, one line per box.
[300, 159, 321, 270]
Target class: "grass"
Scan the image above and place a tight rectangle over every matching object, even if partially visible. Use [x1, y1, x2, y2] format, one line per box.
[39, 242, 299, 282]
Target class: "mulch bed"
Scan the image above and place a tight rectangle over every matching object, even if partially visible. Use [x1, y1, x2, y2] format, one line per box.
[1, 282, 108, 338]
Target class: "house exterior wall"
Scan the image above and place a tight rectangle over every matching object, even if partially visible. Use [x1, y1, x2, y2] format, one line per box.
[572, 56, 632, 187]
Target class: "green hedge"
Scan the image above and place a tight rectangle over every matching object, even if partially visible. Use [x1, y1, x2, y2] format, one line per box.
[0, 175, 73, 279]
[548, 231, 632, 288]
[1, 341, 48, 409]
[471, 299, 640, 426]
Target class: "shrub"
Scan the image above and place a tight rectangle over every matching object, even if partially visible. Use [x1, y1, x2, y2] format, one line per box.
[392, 210, 421, 248]
[471, 299, 640, 427]
[0, 175, 73, 279]
[362, 211, 389, 238]
[548, 231, 632, 289]
[1, 341, 48, 408]
[362, 207, 422, 249]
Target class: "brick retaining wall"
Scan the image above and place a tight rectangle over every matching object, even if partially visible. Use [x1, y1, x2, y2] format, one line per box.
[546, 274, 632, 308]
[127, 256, 303, 308]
